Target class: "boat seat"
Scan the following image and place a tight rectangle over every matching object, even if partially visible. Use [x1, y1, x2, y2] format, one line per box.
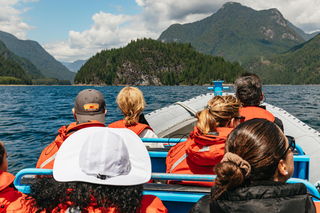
[144, 183, 211, 193]
[147, 147, 171, 152]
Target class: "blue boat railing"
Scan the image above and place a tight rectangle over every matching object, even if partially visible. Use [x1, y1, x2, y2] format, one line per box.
[144, 138, 310, 180]
[14, 168, 53, 194]
[14, 168, 319, 202]
[142, 138, 187, 143]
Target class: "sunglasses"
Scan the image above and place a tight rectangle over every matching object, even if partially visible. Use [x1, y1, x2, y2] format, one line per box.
[280, 136, 296, 159]
[233, 116, 246, 123]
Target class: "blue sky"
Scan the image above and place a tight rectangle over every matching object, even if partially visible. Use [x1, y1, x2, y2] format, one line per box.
[21, 0, 142, 44]
[1, 0, 320, 63]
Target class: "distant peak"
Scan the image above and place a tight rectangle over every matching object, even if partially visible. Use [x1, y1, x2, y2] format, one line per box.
[221, 2, 242, 8]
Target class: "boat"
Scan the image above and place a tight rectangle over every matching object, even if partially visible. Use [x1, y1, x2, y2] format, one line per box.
[13, 81, 320, 212]
[145, 81, 320, 184]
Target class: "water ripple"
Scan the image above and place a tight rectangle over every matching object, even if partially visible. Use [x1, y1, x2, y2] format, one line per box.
[0, 85, 319, 174]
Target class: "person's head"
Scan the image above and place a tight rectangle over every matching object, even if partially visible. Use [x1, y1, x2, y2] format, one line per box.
[72, 89, 107, 124]
[234, 73, 263, 106]
[116, 87, 146, 126]
[196, 95, 243, 135]
[213, 119, 294, 199]
[29, 127, 151, 213]
[0, 140, 8, 172]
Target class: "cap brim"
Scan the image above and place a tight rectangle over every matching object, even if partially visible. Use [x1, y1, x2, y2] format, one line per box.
[53, 127, 151, 186]
[76, 113, 105, 124]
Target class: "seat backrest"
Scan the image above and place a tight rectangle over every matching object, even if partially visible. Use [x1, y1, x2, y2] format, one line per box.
[145, 138, 310, 180]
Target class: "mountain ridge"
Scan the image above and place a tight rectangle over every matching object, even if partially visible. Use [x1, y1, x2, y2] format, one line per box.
[246, 33, 320, 84]
[158, 2, 305, 65]
[0, 31, 75, 82]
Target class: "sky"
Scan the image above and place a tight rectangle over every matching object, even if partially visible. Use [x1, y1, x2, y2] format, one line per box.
[0, 0, 320, 63]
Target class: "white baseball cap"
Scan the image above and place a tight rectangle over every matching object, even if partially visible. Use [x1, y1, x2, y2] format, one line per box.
[53, 127, 151, 185]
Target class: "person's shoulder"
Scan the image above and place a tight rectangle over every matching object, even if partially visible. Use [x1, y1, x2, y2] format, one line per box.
[139, 128, 157, 138]
[189, 194, 211, 213]
[140, 195, 168, 213]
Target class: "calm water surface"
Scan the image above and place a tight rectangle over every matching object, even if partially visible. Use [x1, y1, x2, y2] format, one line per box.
[0, 85, 319, 174]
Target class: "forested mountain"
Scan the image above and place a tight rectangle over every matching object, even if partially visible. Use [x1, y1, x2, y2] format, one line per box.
[0, 40, 32, 84]
[158, 2, 305, 65]
[246, 33, 320, 84]
[0, 31, 75, 82]
[287, 20, 319, 41]
[74, 38, 245, 85]
[0, 39, 71, 85]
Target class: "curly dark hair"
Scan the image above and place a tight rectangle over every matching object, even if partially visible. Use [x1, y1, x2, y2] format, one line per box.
[27, 176, 143, 213]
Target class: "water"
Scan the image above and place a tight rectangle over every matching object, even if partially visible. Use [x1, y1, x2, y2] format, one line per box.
[0, 85, 319, 174]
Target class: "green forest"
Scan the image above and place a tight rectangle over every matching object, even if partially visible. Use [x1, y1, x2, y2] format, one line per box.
[245, 33, 320, 84]
[75, 38, 246, 85]
[0, 39, 71, 85]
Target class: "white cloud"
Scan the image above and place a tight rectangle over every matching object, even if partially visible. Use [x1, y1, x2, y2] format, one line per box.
[238, 0, 320, 32]
[46, 0, 222, 62]
[0, 1, 35, 39]
[2, 0, 320, 62]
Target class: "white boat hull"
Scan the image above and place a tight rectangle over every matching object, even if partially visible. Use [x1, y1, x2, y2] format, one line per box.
[145, 92, 320, 184]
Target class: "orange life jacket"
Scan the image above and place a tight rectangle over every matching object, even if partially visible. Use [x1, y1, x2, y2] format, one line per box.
[36, 120, 105, 169]
[38, 195, 168, 213]
[0, 171, 32, 213]
[240, 106, 275, 122]
[108, 119, 153, 136]
[166, 126, 233, 187]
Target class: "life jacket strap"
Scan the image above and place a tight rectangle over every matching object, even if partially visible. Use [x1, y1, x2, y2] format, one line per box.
[40, 152, 58, 169]
[170, 153, 188, 173]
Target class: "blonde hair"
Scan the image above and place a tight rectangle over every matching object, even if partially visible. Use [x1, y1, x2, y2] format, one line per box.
[196, 95, 242, 135]
[116, 87, 146, 126]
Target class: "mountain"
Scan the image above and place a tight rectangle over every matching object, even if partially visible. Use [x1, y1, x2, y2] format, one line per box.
[0, 39, 44, 79]
[287, 20, 320, 41]
[62, 59, 87, 72]
[158, 2, 305, 65]
[0, 31, 75, 82]
[74, 38, 246, 85]
[246, 33, 320, 84]
[0, 40, 32, 84]
[0, 39, 71, 85]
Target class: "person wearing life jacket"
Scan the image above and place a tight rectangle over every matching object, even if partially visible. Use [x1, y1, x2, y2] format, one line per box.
[36, 89, 107, 169]
[28, 128, 168, 213]
[108, 87, 164, 148]
[0, 140, 33, 212]
[235, 72, 284, 131]
[166, 95, 243, 187]
[190, 119, 318, 213]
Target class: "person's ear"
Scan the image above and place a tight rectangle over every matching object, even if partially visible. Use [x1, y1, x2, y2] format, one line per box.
[228, 118, 235, 128]
[72, 108, 77, 121]
[260, 92, 264, 102]
[273, 159, 288, 182]
[278, 159, 287, 175]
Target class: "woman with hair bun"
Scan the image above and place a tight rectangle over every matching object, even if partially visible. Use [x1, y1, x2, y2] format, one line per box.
[190, 119, 316, 213]
[108, 86, 163, 148]
[166, 95, 243, 187]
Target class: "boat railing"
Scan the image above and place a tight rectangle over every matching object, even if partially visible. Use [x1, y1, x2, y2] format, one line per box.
[14, 169, 320, 206]
[144, 138, 310, 180]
